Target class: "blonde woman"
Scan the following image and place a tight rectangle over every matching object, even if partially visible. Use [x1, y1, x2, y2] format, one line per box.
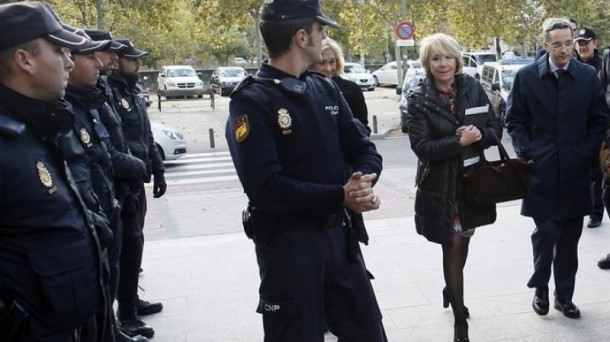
[406, 33, 502, 342]
[311, 38, 371, 135]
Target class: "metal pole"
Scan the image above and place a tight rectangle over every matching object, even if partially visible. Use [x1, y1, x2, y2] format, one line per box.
[157, 94, 161, 112]
[372, 115, 378, 134]
[210, 91, 215, 110]
[209, 128, 215, 148]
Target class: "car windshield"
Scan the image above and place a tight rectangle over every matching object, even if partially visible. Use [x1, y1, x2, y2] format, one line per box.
[345, 64, 366, 74]
[502, 69, 518, 90]
[475, 54, 498, 64]
[168, 68, 197, 77]
[221, 68, 246, 77]
[408, 60, 421, 68]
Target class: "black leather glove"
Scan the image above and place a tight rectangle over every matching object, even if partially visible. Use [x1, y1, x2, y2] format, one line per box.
[153, 172, 167, 198]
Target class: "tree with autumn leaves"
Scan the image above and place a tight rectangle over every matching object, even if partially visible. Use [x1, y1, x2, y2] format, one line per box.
[34, 0, 610, 68]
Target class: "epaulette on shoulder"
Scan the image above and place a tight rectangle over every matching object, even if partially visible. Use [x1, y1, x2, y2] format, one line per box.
[230, 75, 255, 98]
[0, 114, 25, 138]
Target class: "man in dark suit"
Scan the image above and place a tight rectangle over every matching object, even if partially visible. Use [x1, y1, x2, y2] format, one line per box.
[506, 18, 609, 319]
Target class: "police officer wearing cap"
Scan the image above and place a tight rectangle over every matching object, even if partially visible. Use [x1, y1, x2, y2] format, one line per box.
[226, 1, 386, 341]
[107, 39, 164, 339]
[0, 2, 109, 341]
[65, 29, 149, 342]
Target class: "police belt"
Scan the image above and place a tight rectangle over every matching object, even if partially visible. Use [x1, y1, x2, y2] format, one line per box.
[254, 210, 344, 232]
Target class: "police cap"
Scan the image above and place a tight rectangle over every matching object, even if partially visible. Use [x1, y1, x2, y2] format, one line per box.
[114, 39, 149, 58]
[260, 0, 339, 28]
[0, 2, 89, 51]
[70, 29, 112, 55]
[85, 29, 127, 53]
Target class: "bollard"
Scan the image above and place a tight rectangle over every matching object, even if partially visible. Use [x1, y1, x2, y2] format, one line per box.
[209, 128, 215, 148]
[210, 91, 215, 110]
[157, 94, 162, 111]
[372, 115, 378, 134]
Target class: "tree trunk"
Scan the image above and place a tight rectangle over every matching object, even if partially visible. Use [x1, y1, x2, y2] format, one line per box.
[96, 0, 104, 29]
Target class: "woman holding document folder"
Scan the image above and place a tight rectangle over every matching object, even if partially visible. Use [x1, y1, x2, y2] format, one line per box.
[406, 33, 502, 342]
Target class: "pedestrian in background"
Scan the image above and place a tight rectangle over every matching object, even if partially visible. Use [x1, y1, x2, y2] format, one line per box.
[506, 18, 608, 319]
[311, 37, 371, 135]
[574, 27, 605, 229]
[0, 2, 109, 340]
[225, 0, 386, 341]
[406, 32, 501, 342]
[108, 39, 165, 339]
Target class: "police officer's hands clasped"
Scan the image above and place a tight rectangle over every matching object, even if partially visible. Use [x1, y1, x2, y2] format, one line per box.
[153, 173, 167, 198]
[343, 172, 381, 214]
[456, 125, 482, 146]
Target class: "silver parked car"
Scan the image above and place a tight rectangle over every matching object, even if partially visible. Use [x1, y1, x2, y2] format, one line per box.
[151, 122, 187, 161]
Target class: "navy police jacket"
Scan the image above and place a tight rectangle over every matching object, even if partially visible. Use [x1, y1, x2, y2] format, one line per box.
[226, 63, 382, 215]
[107, 72, 164, 181]
[0, 84, 103, 339]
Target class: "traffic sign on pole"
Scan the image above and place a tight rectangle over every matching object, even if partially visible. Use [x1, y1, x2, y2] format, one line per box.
[395, 21, 414, 40]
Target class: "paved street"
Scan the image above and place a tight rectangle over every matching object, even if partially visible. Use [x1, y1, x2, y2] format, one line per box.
[137, 88, 610, 341]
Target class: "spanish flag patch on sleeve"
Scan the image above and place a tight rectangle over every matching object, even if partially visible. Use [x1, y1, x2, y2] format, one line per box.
[233, 115, 249, 143]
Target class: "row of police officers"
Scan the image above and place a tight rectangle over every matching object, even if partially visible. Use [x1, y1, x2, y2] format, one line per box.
[0, 2, 164, 341]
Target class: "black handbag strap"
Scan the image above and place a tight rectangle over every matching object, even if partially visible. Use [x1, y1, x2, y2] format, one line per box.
[479, 134, 510, 162]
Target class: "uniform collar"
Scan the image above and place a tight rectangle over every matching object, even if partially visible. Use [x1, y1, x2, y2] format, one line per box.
[0, 83, 74, 136]
[257, 62, 307, 81]
[65, 84, 105, 108]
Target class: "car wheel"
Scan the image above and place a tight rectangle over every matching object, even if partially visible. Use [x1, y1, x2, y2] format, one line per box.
[197, 95, 203, 98]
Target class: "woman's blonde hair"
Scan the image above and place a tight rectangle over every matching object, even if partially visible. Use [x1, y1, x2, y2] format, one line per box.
[321, 37, 345, 76]
[419, 33, 463, 78]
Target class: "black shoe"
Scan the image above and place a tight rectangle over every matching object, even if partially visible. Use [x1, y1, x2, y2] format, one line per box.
[554, 297, 581, 319]
[117, 316, 155, 338]
[598, 254, 610, 269]
[453, 319, 469, 342]
[532, 287, 549, 316]
[442, 287, 470, 319]
[115, 328, 148, 342]
[136, 297, 163, 316]
[587, 218, 602, 228]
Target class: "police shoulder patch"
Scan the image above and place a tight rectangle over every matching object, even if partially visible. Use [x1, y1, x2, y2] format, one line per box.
[233, 115, 249, 143]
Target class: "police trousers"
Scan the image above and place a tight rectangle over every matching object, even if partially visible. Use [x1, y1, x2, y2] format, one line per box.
[117, 183, 146, 308]
[255, 223, 385, 342]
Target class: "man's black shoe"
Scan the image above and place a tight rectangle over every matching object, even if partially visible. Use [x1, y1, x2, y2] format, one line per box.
[554, 297, 581, 319]
[115, 328, 148, 342]
[118, 316, 155, 338]
[598, 254, 610, 269]
[136, 298, 163, 316]
[532, 287, 549, 315]
[587, 218, 602, 228]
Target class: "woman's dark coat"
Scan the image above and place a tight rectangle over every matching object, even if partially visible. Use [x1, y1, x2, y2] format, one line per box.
[407, 73, 502, 244]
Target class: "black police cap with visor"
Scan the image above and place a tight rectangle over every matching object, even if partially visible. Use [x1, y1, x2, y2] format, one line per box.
[260, 0, 339, 28]
[85, 29, 128, 53]
[114, 39, 149, 59]
[0, 2, 90, 51]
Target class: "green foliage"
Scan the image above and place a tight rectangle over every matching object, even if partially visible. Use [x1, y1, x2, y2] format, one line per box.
[43, 0, 610, 68]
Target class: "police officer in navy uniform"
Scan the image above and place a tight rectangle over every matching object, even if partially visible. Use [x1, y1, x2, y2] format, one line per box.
[0, 2, 108, 341]
[65, 29, 148, 342]
[226, 1, 386, 341]
[107, 39, 164, 339]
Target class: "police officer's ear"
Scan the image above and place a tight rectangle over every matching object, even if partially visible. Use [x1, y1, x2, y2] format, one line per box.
[13, 44, 39, 75]
[294, 29, 309, 49]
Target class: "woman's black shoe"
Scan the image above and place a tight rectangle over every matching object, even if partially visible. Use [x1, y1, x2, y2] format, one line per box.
[443, 287, 470, 318]
[454, 319, 470, 342]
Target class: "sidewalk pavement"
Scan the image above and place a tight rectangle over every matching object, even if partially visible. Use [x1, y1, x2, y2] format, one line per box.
[139, 204, 610, 341]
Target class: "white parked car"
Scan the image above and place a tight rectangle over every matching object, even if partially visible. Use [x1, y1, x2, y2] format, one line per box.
[342, 62, 375, 91]
[373, 60, 421, 87]
[462, 51, 499, 80]
[151, 122, 187, 161]
[157, 65, 205, 99]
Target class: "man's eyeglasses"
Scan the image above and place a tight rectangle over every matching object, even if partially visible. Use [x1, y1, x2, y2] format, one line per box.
[546, 41, 574, 51]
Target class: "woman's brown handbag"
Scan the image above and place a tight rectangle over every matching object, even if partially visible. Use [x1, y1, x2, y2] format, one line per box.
[462, 137, 532, 205]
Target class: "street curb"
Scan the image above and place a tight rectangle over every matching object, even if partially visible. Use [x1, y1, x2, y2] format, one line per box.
[370, 128, 390, 140]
